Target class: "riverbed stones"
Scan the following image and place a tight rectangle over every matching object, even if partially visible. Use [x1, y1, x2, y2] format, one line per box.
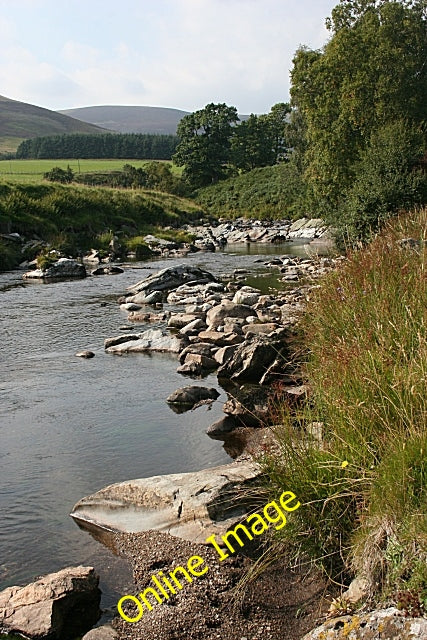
[167, 313, 203, 329]
[232, 286, 261, 306]
[23, 258, 87, 281]
[301, 607, 427, 639]
[0, 566, 100, 640]
[176, 353, 218, 376]
[71, 460, 261, 543]
[178, 342, 216, 364]
[166, 385, 220, 407]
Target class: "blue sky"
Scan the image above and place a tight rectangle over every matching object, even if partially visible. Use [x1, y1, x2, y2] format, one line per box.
[0, 0, 337, 113]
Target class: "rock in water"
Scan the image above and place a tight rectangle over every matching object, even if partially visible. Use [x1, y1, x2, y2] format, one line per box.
[0, 566, 100, 640]
[166, 385, 220, 408]
[71, 461, 261, 543]
[23, 258, 86, 281]
[126, 264, 217, 296]
[75, 350, 95, 358]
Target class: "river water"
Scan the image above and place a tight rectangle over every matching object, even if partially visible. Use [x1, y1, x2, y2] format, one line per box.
[0, 242, 313, 615]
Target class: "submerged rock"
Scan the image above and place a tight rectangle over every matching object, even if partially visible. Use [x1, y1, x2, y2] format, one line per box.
[75, 350, 95, 359]
[71, 461, 261, 543]
[0, 566, 100, 640]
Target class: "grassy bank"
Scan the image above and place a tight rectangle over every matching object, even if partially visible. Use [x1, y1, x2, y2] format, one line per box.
[0, 181, 203, 269]
[195, 162, 306, 220]
[264, 208, 426, 609]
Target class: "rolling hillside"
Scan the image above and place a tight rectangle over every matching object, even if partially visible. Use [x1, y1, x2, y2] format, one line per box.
[0, 95, 108, 154]
[59, 105, 190, 135]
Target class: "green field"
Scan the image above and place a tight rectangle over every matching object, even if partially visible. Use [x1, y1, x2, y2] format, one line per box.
[0, 159, 181, 183]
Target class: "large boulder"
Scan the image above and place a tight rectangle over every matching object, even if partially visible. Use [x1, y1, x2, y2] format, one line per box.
[217, 333, 288, 383]
[23, 258, 86, 281]
[126, 265, 217, 296]
[71, 461, 261, 543]
[105, 328, 187, 354]
[0, 566, 100, 639]
[166, 385, 220, 408]
[302, 607, 427, 639]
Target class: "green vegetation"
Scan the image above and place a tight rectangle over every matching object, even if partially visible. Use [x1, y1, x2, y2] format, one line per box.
[290, 0, 427, 242]
[16, 133, 178, 160]
[195, 163, 306, 219]
[0, 181, 203, 267]
[264, 207, 427, 606]
[0, 159, 182, 184]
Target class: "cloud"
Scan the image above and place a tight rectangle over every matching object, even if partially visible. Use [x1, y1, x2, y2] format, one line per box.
[0, 0, 334, 112]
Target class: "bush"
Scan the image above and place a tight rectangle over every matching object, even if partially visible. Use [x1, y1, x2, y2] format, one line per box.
[333, 121, 427, 246]
[43, 166, 74, 183]
[263, 207, 427, 599]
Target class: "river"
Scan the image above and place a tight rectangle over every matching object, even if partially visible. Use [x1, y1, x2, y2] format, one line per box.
[0, 241, 314, 617]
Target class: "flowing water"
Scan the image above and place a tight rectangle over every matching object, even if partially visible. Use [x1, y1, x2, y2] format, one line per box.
[0, 242, 314, 614]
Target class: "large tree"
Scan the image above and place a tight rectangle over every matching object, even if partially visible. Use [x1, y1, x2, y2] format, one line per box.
[173, 103, 239, 188]
[290, 0, 427, 217]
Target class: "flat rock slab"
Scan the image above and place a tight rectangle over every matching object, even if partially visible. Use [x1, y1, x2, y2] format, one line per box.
[302, 607, 427, 639]
[105, 328, 186, 354]
[71, 460, 261, 545]
[0, 566, 100, 640]
[23, 258, 87, 281]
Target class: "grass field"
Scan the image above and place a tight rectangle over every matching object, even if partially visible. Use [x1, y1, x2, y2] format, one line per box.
[0, 159, 181, 183]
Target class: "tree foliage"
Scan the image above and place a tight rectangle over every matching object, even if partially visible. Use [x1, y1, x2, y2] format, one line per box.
[173, 103, 239, 188]
[17, 133, 179, 160]
[290, 0, 427, 226]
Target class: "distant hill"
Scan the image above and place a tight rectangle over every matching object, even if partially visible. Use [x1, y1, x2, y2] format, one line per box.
[0, 95, 107, 154]
[58, 105, 190, 135]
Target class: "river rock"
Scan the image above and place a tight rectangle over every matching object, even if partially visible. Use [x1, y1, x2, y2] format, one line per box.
[288, 217, 327, 239]
[167, 313, 202, 329]
[197, 330, 245, 347]
[179, 343, 216, 364]
[71, 460, 261, 543]
[242, 322, 279, 336]
[217, 334, 285, 383]
[126, 265, 217, 296]
[23, 258, 86, 281]
[126, 289, 164, 304]
[0, 566, 100, 640]
[166, 385, 220, 407]
[206, 300, 254, 329]
[302, 607, 427, 639]
[82, 624, 119, 640]
[223, 384, 271, 427]
[105, 328, 187, 354]
[75, 350, 95, 358]
[179, 318, 207, 335]
[206, 415, 238, 439]
[232, 286, 261, 306]
[177, 353, 218, 376]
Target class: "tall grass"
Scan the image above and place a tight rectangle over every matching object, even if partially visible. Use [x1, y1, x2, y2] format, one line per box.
[264, 208, 427, 604]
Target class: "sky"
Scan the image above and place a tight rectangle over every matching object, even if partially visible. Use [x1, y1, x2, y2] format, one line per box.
[0, 0, 337, 114]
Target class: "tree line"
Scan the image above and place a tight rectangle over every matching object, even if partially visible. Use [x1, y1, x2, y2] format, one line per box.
[16, 133, 179, 160]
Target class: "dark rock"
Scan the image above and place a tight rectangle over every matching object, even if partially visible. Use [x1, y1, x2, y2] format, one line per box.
[166, 386, 220, 408]
[75, 350, 95, 359]
[217, 335, 286, 383]
[206, 415, 238, 439]
[179, 343, 215, 364]
[222, 384, 271, 427]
